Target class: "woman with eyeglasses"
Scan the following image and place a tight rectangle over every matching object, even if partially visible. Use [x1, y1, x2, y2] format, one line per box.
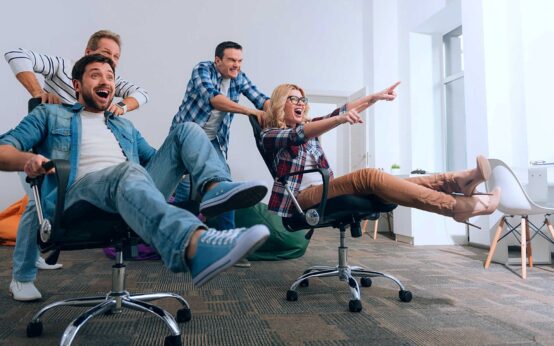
[260, 82, 500, 228]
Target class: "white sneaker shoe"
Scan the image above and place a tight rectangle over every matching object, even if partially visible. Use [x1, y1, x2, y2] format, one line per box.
[36, 256, 63, 270]
[9, 279, 42, 301]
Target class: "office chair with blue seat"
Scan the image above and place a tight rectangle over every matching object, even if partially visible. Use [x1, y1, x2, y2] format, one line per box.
[249, 116, 412, 312]
[23, 99, 190, 346]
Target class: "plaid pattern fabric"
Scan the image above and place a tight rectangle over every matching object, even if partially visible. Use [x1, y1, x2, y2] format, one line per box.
[171, 61, 269, 155]
[260, 105, 346, 217]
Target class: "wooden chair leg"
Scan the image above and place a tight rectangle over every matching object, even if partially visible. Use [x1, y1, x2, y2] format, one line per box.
[485, 216, 506, 269]
[484, 217, 505, 269]
[524, 217, 533, 269]
[372, 219, 379, 240]
[521, 217, 527, 279]
[361, 220, 369, 235]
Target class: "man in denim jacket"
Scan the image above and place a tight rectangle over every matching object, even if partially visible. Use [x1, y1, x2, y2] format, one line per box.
[0, 54, 269, 301]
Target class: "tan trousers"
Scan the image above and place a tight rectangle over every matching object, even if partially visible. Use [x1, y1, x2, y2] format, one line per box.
[297, 169, 459, 217]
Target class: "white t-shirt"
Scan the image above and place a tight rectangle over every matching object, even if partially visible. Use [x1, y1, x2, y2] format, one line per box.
[203, 78, 231, 140]
[76, 111, 127, 181]
[299, 154, 324, 191]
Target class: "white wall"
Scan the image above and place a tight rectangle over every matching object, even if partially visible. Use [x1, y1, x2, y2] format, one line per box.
[371, 0, 554, 246]
[0, 0, 366, 209]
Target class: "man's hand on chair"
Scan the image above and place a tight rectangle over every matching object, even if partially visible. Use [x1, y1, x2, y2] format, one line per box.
[24, 155, 52, 178]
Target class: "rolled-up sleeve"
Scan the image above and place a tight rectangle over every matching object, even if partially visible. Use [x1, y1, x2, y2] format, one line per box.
[115, 76, 150, 106]
[4, 48, 63, 80]
[239, 72, 269, 110]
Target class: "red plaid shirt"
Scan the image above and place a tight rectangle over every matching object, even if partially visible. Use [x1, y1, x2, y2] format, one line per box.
[260, 106, 345, 217]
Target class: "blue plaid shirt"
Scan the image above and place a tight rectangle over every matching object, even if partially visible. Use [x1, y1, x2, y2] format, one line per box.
[171, 61, 269, 155]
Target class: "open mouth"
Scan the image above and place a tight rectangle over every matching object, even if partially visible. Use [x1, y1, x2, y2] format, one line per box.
[294, 108, 303, 116]
[95, 88, 110, 99]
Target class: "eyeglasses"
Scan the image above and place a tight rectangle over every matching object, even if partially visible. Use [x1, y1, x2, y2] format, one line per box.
[287, 96, 308, 105]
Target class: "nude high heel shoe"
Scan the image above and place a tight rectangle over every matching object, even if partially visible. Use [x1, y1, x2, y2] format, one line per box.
[453, 155, 492, 196]
[452, 187, 501, 229]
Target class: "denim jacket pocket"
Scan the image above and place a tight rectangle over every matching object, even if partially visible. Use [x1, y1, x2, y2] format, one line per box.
[50, 127, 71, 152]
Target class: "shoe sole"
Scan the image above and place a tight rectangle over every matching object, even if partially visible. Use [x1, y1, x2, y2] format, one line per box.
[192, 225, 269, 287]
[200, 182, 268, 218]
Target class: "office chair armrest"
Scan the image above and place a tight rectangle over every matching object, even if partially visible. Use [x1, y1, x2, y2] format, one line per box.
[278, 167, 330, 224]
[27, 159, 71, 245]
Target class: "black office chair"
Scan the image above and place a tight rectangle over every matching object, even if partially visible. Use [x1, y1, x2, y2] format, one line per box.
[24, 99, 190, 346]
[249, 117, 412, 312]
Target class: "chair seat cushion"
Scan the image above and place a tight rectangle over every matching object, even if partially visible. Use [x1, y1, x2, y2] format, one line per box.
[55, 201, 128, 246]
[284, 194, 397, 231]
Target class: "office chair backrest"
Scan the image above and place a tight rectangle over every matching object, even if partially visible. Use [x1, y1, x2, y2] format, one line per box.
[486, 158, 546, 215]
[28, 97, 41, 112]
[248, 116, 278, 178]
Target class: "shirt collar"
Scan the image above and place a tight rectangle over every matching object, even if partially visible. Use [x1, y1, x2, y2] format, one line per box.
[71, 103, 84, 112]
[212, 62, 223, 82]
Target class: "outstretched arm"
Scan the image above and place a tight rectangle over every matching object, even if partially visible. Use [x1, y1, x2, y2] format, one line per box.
[304, 106, 364, 139]
[346, 81, 400, 112]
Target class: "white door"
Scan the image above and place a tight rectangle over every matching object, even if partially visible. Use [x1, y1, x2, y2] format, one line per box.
[348, 87, 373, 172]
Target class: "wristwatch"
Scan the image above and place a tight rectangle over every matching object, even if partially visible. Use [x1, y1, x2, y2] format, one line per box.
[116, 101, 128, 114]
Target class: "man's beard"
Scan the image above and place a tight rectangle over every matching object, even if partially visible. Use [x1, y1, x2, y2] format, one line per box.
[82, 90, 111, 112]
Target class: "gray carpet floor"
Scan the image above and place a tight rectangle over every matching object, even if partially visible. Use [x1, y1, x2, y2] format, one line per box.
[1, 229, 554, 346]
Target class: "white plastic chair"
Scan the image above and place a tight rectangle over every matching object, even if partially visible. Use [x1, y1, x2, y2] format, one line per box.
[484, 159, 554, 278]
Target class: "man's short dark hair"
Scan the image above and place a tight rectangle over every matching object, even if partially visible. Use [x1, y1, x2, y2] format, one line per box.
[72, 54, 115, 82]
[215, 41, 242, 59]
[72, 54, 115, 99]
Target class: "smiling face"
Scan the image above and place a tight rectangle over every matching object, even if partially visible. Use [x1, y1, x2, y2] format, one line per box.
[284, 89, 307, 127]
[73, 61, 115, 112]
[85, 38, 121, 67]
[214, 48, 242, 79]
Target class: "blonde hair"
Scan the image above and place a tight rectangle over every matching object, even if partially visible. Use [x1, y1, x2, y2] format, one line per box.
[264, 84, 310, 129]
[86, 30, 121, 50]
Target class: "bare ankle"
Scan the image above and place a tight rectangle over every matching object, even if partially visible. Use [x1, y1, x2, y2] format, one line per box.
[186, 228, 206, 259]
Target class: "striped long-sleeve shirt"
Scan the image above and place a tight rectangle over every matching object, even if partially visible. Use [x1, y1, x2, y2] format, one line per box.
[4, 48, 149, 106]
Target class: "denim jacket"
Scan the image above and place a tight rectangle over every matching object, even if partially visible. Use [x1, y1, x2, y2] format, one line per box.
[0, 103, 156, 220]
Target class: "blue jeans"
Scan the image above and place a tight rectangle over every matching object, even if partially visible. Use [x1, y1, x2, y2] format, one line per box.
[13, 123, 230, 279]
[12, 173, 40, 282]
[173, 139, 234, 230]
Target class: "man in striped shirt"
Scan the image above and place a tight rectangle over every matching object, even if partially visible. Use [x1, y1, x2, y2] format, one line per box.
[4, 29, 148, 115]
[4, 30, 149, 301]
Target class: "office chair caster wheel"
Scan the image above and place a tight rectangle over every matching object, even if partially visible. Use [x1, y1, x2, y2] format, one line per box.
[176, 308, 192, 323]
[164, 334, 182, 346]
[399, 290, 412, 302]
[299, 279, 309, 287]
[286, 290, 298, 301]
[26, 321, 43, 337]
[348, 299, 363, 312]
[360, 277, 372, 287]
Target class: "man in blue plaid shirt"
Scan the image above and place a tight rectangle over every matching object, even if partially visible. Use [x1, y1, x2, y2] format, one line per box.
[170, 42, 269, 267]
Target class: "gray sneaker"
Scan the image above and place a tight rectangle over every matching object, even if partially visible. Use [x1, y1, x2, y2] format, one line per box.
[187, 225, 269, 286]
